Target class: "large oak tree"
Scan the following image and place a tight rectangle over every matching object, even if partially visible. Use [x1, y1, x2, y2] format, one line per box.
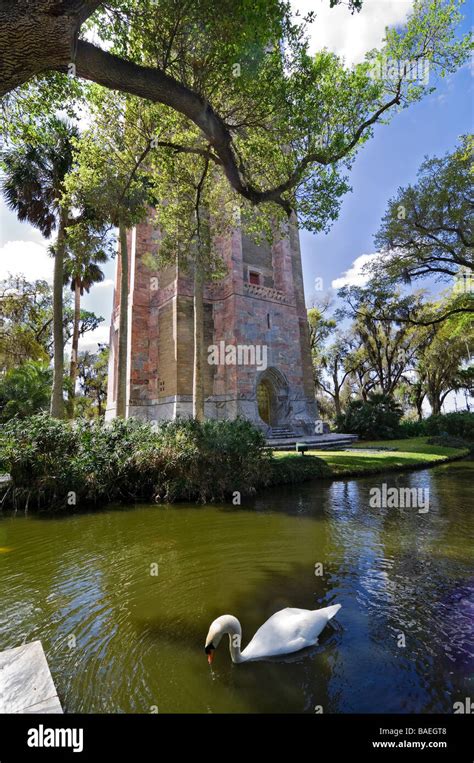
[1, 0, 471, 221]
[371, 135, 473, 287]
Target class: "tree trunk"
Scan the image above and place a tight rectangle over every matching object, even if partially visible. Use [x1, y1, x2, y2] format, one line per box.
[428, 393, 442, 416]
[193, 254, 205, 421]
[332, 372, 342, 417]
[0, 1, 103, 96]
[416, 385, 425, 420]
[50, 208, 67, 418]
[416, 399, 424, 421]
[359, 378, 368, 401]
[69, 281, 81, 403]
[116, 221, 129, 419]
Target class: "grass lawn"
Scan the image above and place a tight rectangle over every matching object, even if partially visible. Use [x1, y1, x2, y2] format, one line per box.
[272, 437, 469, 480]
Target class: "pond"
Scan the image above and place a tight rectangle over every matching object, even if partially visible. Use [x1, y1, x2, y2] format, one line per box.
[0, 460, 472, 713]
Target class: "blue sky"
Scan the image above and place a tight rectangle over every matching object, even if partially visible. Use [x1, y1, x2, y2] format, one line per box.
[300, 0, 473, 302]
[0, 0, 472, 351]
[303, 59, 473, 298]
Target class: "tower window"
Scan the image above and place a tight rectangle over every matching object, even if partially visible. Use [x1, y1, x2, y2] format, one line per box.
[267, 313, 271, 329]
[249, 271, 260, 285]
[159, 380, 165, 393]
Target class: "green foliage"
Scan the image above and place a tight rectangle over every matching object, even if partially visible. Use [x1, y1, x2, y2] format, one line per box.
[336, 284, 429, 399]
[62, 225, 111, 294]
[1, 0, 470, 232]
[1, 116, 79, 235]
[330, 0, 362, 9]
[146, 418, 271, 502]
[397, 419, 428, 438]
[0, 276, 52, 370]
[64, 90, 153, 230]
[0, 275, 104, 372]
[372, 135, 473, 292]
[65, 307, 104, 344]
[77, 347, 109, 418]
[398, 412, 474, 439]
[146, 125, 233, 278]
[424, 411, 474, 439]
[0, 415, 78, 509]
[0, 415, 272, 511]
[78, 0, 472, 229]
[0, 362, 52, 422]
[414, 311, 473, 412]
[0, 73, 86, 147]
[336, 393, 403, 439]
[333, 286, 473, 418]
[427, 434, 474, 453]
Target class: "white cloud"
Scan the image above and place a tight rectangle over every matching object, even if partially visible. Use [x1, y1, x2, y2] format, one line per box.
[90, 278, 114, 290]
[78, 324, 111, 353]
[0, 240, 53, 282]
[331, 252, 382, 288]
[293, 0, 414, 67]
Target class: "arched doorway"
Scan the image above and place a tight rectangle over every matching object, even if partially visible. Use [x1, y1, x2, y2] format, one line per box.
[256, 368, 290, 427]
[257, 379, 272, 424]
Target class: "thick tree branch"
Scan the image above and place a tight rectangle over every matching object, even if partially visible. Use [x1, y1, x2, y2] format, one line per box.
[73, 41, 261, 205]
[153, 141, 222, 166]
[0, 5, 417, 215]
[72, 41, 403, 214]
[363, 306, 474, 326]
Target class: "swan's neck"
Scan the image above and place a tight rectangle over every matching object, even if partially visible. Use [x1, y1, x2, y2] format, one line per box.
[221, 616, 245, 663]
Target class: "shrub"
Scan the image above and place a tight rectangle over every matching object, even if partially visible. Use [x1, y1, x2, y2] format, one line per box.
[397, 419, 428, 438]
[427, 434, 473, 453]
[0, 414, 271, 511]
[397, 412, 474, 440]
[424, 411, 474, 440]
[336, 394, 403, 440]
[0, 414, 79, 510]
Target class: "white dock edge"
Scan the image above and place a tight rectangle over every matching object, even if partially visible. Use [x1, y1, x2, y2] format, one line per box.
[0, 640, 63, 713]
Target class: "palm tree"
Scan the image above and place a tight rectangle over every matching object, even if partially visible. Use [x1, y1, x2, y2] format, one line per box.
[1, 117, 79, 418]
[63, 243, 107, 404]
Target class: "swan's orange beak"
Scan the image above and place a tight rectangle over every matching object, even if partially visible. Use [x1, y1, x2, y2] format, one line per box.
[205, 643, 215, 664]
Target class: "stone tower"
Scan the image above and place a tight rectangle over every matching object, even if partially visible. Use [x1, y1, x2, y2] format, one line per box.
[105, 212, 317, 435]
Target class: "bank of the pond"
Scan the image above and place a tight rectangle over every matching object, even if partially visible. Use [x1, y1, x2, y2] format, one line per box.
[272, 437, 470, 482]
[0, 417, 469, 511]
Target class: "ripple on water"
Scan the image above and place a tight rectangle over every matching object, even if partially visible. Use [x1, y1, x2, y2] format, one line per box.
[0, 465, 472, 713]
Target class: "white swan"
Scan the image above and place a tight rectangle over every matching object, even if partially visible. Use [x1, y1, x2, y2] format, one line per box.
[204, 604, 341, 664]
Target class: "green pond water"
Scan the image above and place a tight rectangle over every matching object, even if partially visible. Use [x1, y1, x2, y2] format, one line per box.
[0, 460, 472, 713]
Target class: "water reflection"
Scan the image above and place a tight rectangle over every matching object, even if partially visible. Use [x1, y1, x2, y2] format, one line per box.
[0, 461, 472, 713]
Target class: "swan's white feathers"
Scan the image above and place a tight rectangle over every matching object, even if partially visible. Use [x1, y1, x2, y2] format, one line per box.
[239, 604, 341, 661]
